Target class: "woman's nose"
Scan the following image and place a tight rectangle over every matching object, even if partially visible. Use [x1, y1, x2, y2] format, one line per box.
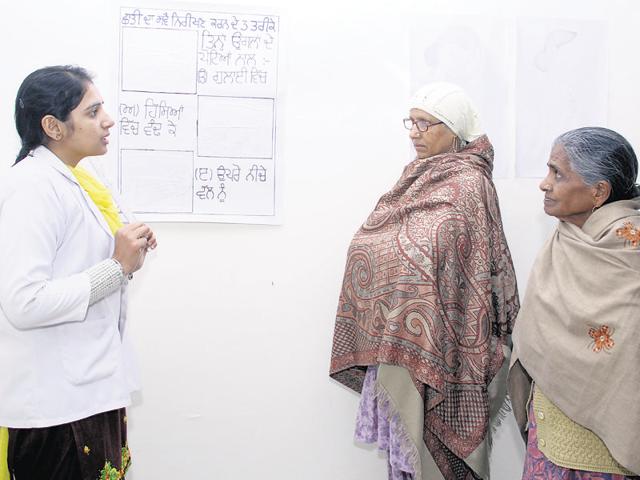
[539, 179, 550, 191]
[103, 113, 115, 129]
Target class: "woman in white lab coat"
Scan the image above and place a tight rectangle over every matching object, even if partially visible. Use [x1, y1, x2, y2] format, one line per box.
[0, 65, 155, 480]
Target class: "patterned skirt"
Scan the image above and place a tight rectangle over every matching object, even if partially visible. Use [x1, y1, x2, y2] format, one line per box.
[7, 409, 130, 480]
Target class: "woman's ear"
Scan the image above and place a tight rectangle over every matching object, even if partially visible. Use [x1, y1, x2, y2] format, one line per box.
[593, 180, 612, 208]
[41, 115, 64, 141]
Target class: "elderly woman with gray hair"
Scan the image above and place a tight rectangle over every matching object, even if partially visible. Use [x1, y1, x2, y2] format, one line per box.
[330, 82, 520, 480]
[509, 127, 640, 478]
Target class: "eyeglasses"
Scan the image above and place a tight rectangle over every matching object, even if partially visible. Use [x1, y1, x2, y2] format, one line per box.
[403, 118, 444, 132]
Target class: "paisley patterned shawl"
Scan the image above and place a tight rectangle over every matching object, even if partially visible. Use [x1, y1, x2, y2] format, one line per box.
[330, 135, 519, 463]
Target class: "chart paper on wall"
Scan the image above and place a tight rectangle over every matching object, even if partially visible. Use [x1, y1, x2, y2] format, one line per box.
[117, 5, 281, 223]
[410, 16, 512, 179]
[515, 18, 608, 178]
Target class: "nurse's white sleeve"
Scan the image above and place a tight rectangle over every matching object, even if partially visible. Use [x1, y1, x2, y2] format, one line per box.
[0, 179, 91, 330]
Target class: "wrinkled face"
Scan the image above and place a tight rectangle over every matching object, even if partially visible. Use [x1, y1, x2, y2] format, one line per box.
[59, 82, 114, 164]
[408, 108, 456, 159]
[540, 144, 597, 227]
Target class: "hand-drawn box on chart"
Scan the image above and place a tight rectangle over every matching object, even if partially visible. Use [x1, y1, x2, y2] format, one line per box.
[197, 96, 275, 159]
[120, 149, 194, 213]
[121, 27, 198, 94]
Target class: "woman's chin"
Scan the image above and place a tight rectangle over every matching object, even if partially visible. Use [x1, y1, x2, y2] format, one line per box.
[542, 204, 557, 218]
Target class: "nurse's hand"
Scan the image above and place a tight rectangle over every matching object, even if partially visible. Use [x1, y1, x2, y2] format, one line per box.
[112, 222, 155, 275]
[145, 228, 158, 251]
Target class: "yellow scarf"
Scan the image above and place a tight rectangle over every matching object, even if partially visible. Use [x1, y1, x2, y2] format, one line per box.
[0, 166, 123, 480]
[0, 427, 7, 480]
[68, 164, 123, 234]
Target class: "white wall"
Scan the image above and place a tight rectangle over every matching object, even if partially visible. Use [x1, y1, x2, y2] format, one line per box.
[1, 0, 639, 478]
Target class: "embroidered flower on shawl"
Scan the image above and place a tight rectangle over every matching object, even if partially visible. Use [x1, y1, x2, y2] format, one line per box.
[588, 325, 615, 353]
[616, 221, 640, 247]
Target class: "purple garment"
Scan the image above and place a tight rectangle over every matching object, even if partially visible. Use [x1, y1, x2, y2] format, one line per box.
[355, 366, 415, 480]
[522, 403, 638, 480]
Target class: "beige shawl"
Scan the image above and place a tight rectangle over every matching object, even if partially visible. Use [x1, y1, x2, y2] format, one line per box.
[509, 198, 640, 474]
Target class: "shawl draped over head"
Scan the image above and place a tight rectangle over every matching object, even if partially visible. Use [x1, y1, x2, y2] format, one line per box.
[330, 135, 519, 478]
[509, 198, 640, 475]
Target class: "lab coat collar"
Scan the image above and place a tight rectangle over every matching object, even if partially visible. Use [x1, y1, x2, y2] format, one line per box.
[31, 146, 115, 240]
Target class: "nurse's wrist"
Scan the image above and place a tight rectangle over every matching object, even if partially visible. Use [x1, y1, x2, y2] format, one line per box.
[86, 258, 125, 305]
[111, 257, 133, 280]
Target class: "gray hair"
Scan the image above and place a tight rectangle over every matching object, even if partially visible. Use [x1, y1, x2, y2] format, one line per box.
[554, 127, 640, 204]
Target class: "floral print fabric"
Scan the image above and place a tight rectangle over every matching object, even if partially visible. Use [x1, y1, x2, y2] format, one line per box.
[355, 366, 415, 480]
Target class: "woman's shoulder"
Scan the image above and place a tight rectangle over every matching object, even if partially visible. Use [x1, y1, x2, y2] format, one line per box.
[431, 154, 492, 191]
[582, 198, 640, 241]
[0, 157, 63, 206]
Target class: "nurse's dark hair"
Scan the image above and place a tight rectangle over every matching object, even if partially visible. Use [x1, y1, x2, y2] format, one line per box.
[14, 65, 93, 164]
[554, 127, 640, 205]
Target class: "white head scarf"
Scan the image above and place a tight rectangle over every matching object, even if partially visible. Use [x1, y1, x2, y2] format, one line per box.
[409, 82, 483, 143]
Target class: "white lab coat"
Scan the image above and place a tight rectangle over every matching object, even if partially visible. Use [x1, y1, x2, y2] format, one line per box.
[0, 146, 139, 428]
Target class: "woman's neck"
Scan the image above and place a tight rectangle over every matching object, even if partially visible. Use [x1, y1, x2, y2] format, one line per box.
[46, 143, 82, 168]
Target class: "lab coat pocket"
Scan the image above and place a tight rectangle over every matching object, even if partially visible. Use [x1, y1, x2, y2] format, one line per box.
[58, 316, 120, 385]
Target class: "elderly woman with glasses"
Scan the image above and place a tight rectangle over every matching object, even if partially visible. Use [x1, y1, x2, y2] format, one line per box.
[509, 127, 640, 479]
[330, 82, 519, 480]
